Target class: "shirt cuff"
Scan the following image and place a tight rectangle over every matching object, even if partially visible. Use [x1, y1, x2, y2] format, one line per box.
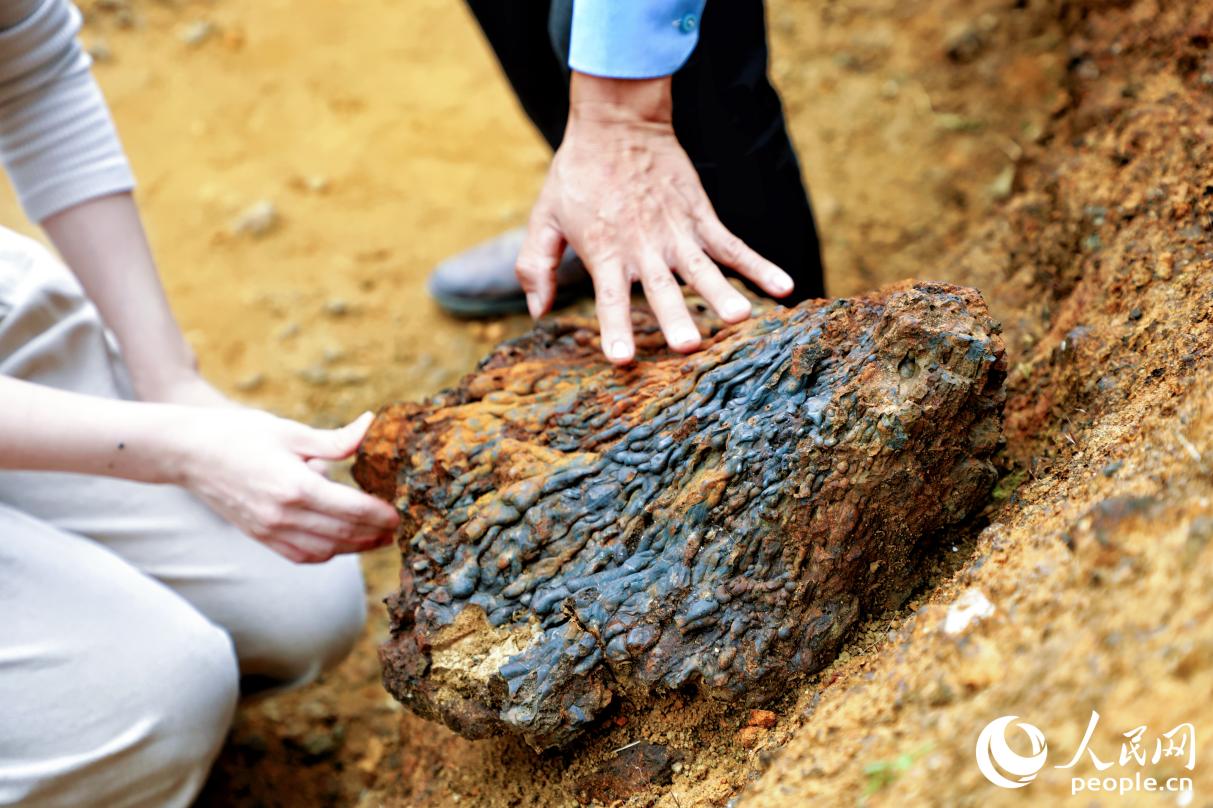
[569, 0, 708, 80]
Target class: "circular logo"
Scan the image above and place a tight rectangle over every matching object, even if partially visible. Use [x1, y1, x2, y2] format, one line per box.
[975, 715, 1048, 789]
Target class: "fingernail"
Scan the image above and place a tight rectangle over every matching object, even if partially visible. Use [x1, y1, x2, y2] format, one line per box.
[607, 340, 631, 362]
[672, 327, 700, 348]
[526, 292, 542, 319]
[724, 299, 751, 320]
[773, 275, 794, 295]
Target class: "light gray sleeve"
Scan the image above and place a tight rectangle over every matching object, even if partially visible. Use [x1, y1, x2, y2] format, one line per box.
[0, 0, 134, 222]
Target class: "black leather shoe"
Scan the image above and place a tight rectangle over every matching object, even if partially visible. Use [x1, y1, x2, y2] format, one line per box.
[427, 228, 592, 317]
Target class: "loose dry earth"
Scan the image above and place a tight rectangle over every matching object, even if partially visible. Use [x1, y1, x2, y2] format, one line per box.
[1, 0, 1211, 806]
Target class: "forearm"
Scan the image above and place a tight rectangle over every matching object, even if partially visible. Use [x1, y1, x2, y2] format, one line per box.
[0, 375, 184, 483]
[41, 193, 199, 398]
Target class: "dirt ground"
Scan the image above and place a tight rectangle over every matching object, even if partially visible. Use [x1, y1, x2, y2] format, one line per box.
[3, 0, 1212, 805]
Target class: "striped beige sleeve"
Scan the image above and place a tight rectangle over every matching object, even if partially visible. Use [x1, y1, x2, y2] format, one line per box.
[0, 0, 134, 223]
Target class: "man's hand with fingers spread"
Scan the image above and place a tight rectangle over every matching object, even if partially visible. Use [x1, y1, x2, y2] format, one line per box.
[174, 410, 400, 563]
[516, 72, 794, 365]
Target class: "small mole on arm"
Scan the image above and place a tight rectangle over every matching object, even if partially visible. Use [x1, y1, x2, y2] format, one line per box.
[117, 442, 125, 450]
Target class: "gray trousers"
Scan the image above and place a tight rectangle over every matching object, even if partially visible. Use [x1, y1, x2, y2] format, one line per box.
[0, 228, 367, 807]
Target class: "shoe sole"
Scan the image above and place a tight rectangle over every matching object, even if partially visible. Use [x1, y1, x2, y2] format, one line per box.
[432, 284, 592, 319]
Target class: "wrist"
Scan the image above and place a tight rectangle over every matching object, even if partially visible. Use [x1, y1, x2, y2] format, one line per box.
[127, 354, 203, 401]
[135, 403, 199, 486]
[569, 72, 673, 127]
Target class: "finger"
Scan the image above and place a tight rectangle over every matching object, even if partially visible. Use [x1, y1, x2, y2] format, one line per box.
[285, 411, 375, 460]
[306, 458, 331, 477]
[589, 258, 635, 365]
[696, 217, 795, 298]
[301, 474, 400, 529]
[638, 253, 700, 353]
[672, 241, 752, 324]
[280, 508, 395, 549]
[260, 532, 337, 564]
[516, 214, 565, 319]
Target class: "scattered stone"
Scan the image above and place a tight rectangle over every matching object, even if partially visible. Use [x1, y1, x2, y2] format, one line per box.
[234, 372, 265, 392]
[747, 710, 778, 729]
[355, 282, 1006, 750]
[294, 728, 343, 763]
[298, 366, 329, 387]
[330, 368, 369, 386]
[574, 742, 679, 805]
[945, 23, 986, 64]
[935, 112, 984, 133]
[291, 174, 330, 194]
[86, 39, 113, 63]
[355, 735, 385, 775]
[325, 298, 351, 317]
[943, 588, 995, 635]
[229, 200, 279, 238]
[276, 321, 301, 340]
[1157, 251, 1175, 280]
[483, 321, 506, 342]
[989, 164, 1016, 201]
[296, 366, 368, 388]
[737, 726, 765, 749]
[179, 20, 215, 47]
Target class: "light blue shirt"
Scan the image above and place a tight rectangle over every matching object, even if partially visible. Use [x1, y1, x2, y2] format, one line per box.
[569, 0, 708, 79]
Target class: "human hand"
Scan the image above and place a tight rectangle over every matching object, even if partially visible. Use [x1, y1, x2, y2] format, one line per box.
[146, 370, 336, 475]
[171, 409, 399, 563]
[516, 72, 794, 365]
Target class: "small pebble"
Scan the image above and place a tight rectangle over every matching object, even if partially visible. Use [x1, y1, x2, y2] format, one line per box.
[943, 588, 995, 635]
[747, 709, 778, 729]
[736, 726, 764, 749]
[1157, 252, 1174, 280]
[234, 372, 265, 392]
[86, 39, 113, 63]
[229, 200, 279, 238]
[299, 366, 329, 386]
[179, 20, 215, 46]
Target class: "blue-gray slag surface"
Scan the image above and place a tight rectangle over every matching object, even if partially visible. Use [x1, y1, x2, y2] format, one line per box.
[354, 281, 1006, 750]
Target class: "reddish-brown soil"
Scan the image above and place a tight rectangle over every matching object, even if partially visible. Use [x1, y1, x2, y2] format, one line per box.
[2, 0, 1210, 806]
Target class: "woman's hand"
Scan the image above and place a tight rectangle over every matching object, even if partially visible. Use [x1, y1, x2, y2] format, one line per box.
[171, 410, 400, 563]
[1, 376, 396, 564]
